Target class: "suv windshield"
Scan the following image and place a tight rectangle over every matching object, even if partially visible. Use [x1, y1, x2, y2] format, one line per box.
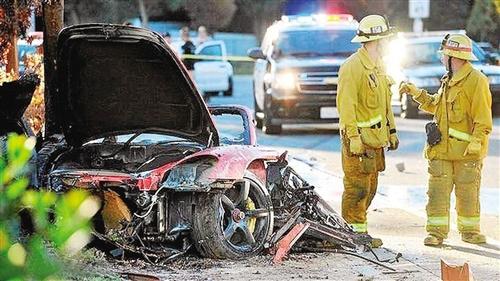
[405, 41, 486, 66]
[275, 29, 359, 57]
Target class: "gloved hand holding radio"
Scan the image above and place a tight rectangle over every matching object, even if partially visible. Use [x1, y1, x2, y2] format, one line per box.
[399, 82, 421, 97]
[349, 135, 365, 155]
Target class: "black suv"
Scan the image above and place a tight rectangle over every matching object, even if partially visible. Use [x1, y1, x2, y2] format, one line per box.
[248, 15, 360, 134]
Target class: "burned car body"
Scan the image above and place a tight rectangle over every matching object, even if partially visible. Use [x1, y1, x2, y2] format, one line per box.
[33, 24, 380, 263]
[36, 24, 281, 260]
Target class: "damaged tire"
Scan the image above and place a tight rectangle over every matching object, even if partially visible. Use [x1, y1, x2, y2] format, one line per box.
[192, 172, 274, 259]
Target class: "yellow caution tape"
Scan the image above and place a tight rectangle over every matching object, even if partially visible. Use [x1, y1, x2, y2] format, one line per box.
[181, 54, 254, 62]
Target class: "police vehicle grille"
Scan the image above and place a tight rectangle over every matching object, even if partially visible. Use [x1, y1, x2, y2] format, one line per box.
[297, 71, 338, 94]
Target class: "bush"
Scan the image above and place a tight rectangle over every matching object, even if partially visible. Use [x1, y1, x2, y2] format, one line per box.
[0, 134, 99, 280]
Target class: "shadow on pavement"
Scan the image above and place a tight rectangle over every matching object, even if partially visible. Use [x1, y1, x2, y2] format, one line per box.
[476, 242, 500, 251]
[442, 244, 500, 260]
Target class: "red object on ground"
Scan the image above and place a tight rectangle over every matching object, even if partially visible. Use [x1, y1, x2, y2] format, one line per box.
[272, 222, 310, 264]
[441, 260, 475, 281]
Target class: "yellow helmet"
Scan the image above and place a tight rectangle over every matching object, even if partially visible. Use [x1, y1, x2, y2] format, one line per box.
[351, 15, 395, 43]
[439, 34, 478, 61]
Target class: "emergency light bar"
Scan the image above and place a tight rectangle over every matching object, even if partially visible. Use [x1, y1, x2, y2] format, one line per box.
[314, 14, 354, 22]
[281, 14, 355, 24]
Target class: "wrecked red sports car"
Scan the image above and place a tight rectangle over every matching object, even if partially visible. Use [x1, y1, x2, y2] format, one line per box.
[22, 24, 385, 265]
[34, 24, 282, 260]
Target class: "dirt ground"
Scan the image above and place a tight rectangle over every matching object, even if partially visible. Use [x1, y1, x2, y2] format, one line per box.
[71, 247, 439, 281]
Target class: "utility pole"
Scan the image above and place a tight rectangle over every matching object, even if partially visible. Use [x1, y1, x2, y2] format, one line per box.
[409, 0, 430, 33]
[42, 0, 64, 135]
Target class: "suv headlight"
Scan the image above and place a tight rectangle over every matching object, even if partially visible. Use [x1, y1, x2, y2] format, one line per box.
[274, 72, 297, 90]
[488, 75, 500, 85]
[163, 159, 215, 188]
[410, 77, 441, 88]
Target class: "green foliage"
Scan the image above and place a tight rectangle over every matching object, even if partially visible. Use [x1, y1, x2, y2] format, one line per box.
[0, 133, 99, 281]
[466, 0, 499, 43]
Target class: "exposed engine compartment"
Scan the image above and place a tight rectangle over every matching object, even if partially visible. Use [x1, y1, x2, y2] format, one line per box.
[50, 140, 204, 173]
[36, 135, 214, 262]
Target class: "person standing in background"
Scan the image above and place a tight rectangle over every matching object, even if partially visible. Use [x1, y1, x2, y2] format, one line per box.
[162, 32, 172, 45]
[197, 26, 211, 45]
[180, 26, 196, 79]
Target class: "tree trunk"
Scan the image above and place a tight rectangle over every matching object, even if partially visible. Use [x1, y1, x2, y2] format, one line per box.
[6, 0, 19, 78]
[6, 32, 19, 79]
[42, 0, 64, 136]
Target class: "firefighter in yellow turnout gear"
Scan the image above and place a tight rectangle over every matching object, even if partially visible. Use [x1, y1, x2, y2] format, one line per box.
[337, 15, 399, 248]
[399, 34, 492, 246]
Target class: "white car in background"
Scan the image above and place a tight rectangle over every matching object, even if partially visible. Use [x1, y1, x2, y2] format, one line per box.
[172, 40, 234, 97]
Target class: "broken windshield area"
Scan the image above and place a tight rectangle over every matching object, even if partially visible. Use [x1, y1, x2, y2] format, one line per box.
[85, 133, 194, 145]
[211, 113, 249, 145]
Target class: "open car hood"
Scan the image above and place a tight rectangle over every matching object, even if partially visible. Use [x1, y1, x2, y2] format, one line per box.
[49, 24, 218, 146]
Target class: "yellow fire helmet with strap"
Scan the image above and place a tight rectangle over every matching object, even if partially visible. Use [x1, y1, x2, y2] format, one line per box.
[351, 15, 395, 43]
[439, 33, 478, 61]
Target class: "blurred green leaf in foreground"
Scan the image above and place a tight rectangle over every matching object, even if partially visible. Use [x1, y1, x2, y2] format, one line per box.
[0, 133, 100, 281]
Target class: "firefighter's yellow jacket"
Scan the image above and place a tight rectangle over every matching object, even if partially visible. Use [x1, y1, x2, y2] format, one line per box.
[413, 62, 492, 160]
[337, 47, 396, 148]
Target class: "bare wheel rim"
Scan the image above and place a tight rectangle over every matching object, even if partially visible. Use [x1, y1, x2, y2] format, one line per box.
[219, 177, 272, 253]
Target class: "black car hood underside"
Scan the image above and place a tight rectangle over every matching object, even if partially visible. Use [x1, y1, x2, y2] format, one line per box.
[50, 24, 217, 146]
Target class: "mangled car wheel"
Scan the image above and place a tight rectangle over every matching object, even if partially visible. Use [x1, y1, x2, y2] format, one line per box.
[193, 172, 273, 259]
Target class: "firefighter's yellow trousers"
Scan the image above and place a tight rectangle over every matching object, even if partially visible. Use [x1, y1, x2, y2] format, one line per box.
[426, 159, 482, 239]
[341, 141, 385, 233]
